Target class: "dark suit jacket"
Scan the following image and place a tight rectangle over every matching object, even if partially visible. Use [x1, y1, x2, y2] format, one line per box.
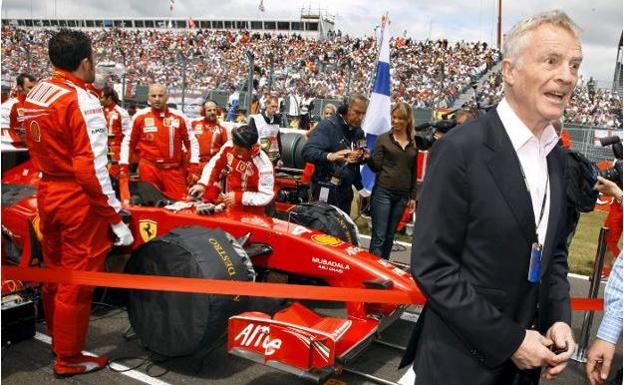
[301, 114, 365, 189]
[400, 110, 571, 385]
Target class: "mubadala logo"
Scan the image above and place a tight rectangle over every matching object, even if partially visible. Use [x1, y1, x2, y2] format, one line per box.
[311, 257, 350, 273]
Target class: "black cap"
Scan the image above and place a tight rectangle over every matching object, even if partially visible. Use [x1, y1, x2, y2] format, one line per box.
[231, 125, 259, 148]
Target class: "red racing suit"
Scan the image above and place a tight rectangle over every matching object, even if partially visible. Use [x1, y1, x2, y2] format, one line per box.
[120, 106, 199, 200]
[604, 200, 623, 256]
[22, 69, 123, 359]
[103, 102, 131, 178]
[198, 141, 274, 214]
[1, 92, 27, 147]
[190, 117, 229, 166]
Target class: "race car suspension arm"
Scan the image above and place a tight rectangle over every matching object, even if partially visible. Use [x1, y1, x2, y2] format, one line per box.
[342, 367, 402, 385]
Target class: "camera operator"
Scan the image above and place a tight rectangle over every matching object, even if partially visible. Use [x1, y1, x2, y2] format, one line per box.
[302, 94, 369, 214]
[414, 119, 456, 151]
[586, 177, 623, 385]
[598, 136, 623, 277]
[599, 172, 623, 278]
[248, 95, 287, 166]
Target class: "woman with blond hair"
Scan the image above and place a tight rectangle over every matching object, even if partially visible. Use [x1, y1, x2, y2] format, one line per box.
[367, 102, 418, 259]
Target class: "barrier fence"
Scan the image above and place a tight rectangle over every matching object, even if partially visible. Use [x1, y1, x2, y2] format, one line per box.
[120, 86, 620, 163]
[1, 265, 603, 311]
[564, 123, 622, 163]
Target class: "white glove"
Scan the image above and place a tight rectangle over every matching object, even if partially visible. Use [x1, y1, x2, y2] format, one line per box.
[214, 203, 226, 213]
[111, 221, 134, 246]
[188, 184, 206, 200]
[196, 202, 215, 215]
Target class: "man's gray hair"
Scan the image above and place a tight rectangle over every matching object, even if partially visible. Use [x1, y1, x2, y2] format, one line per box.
[503, 10, 582, 66]
[346, 93, 369, 107]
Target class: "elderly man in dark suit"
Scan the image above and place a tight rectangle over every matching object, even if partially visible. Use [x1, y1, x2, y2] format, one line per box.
[400, 10, 582, 385]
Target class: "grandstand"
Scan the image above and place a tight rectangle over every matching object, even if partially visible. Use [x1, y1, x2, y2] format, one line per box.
[1, 24, 499, 111]
[1, 17, 619, 145]
[0, 10, 335, 40]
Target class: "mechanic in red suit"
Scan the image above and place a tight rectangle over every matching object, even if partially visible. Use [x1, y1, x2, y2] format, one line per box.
[119, 83, 200, 200]
[187, 99, 229, 183]
[602, 177, 623, 277]
[100, 86, 130, 179]
[22, 29, 134, 377]
[0, 73, 37, 145]
[188, 125, 274, 214]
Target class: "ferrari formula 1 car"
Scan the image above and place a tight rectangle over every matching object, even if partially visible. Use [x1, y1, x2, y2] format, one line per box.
[2, 157, 420, 383]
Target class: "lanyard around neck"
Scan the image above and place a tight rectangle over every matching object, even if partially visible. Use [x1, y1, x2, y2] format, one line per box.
[518, 165, 549, 238]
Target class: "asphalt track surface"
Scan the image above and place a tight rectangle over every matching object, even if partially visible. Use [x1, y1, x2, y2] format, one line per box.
[2, 236, 621, 385]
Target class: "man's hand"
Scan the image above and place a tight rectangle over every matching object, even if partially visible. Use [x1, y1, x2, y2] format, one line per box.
[543, 322, 576, 380]
[346, 149, 368, 164]
[111, 221, 134, 246]
[187, 164, 202, 186]
[407, 199, 416, 213]
[586, 339, 616, 385]
[220, 192, 236, 206]
[511, 330, 556, 370]
[594, 176, 623, 202]
[327, 149, 350, 162]
[188, 184, 206, 200]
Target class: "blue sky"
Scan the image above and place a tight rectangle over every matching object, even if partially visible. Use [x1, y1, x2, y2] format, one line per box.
[2, 0, 622, 83]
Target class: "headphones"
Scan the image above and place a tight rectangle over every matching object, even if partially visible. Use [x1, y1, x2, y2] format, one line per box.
[337, 93, 366, 116]
[337, 95, 351, 115]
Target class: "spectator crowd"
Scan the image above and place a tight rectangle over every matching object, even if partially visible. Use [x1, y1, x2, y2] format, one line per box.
[2, 25, 498, 109]
[3, 25, 619, 126]
[473, 72, 622, 128]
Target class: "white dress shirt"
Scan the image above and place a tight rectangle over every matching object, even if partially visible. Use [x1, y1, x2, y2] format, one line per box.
[497, 98, 560, 246]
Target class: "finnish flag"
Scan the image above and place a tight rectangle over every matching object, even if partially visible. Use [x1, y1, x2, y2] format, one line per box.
[361, 15, 391, 191]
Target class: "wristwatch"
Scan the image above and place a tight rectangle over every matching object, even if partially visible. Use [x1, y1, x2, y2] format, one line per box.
[615, 192, 623, 205]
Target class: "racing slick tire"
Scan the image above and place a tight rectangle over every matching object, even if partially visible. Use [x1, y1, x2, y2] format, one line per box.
[279, 132, 307, 169]
[289, 202, 360, 246]
[125, 226, 255, 357]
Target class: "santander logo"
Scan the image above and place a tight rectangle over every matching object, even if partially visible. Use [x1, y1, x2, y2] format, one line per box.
[234, 323, 283, 356]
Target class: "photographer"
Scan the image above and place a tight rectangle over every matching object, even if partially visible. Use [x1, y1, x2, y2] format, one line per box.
[302, 94, 369, 214]
[248, 95, 286, 165]
[599, 173, 623, 277]
[586, 176, 623, 385]
[597, 136, 623, 277]
[414, 121, 453, 150]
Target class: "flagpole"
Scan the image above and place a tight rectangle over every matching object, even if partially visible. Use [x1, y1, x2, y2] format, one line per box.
[367, 12, 388, 98]
[360, 12, 392, 192]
